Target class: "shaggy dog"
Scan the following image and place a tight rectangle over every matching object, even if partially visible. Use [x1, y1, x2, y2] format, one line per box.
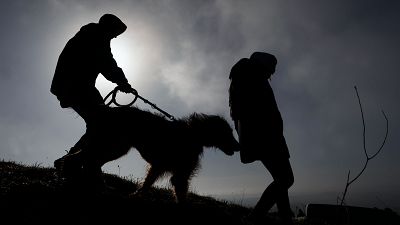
[63, 106, 239, 202]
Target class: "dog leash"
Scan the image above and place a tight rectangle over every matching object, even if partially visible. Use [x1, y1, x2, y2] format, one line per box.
[104, 86, 176, 121]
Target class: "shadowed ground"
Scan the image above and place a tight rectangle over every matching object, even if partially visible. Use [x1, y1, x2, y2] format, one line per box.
[2, 160, 398, 225]
[0, 160, 251, 225]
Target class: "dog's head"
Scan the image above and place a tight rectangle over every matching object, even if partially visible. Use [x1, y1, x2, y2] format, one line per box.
[189, 114, 240, 156]
[217, 128, 240, 156]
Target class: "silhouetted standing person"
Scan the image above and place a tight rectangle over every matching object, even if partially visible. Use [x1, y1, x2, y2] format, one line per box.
[51, 14, 135, 178]
[229, 52, 294, 224]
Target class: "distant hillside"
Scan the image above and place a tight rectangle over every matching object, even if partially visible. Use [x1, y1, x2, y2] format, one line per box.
[0, 160, 254, 225]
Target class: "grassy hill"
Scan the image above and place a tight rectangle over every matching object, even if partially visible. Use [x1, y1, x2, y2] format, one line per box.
[0, 160, 256, 225]
[3, 160, 399, 225]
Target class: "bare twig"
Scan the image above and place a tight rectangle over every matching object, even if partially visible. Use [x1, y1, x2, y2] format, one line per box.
[339, 86, 389, 206]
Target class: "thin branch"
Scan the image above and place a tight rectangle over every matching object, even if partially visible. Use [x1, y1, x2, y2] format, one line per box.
[339, 86, 389, 206]
[369, 110, 388, 160]
[340, 170, 351, 206]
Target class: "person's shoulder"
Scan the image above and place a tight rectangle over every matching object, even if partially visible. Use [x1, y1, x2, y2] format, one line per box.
[229, 58, 251, 79]
[77, 23, 100, 36]
[236, 58, 250, 66]
[73, 23, 104, 44]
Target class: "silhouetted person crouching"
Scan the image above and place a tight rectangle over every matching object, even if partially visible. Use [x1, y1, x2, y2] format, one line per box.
[51, 14, 135, 182]
[229, 52, 294, 224]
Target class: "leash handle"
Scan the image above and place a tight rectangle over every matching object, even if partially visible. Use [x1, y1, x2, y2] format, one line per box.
[104, 87, 138, 107]
[104, 87, 176, 121]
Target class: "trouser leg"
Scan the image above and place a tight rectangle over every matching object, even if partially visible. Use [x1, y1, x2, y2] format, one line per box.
[55, 104, 97, 175]
[253, 157, 294, 219]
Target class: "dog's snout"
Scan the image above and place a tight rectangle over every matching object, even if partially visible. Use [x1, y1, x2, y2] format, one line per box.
[233, 140, 240, 152]
[223, 150, 233, 156]
[222, 139, 240, 156]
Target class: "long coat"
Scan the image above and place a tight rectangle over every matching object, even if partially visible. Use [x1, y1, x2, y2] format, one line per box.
[229, 58, 289, 163]
[51, 23, 128, 108]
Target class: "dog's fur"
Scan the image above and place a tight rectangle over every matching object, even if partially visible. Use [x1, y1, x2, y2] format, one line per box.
[83, 106, 239, 202]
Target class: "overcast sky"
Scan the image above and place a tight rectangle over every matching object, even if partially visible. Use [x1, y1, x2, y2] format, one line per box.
[0, 0, 399, 211]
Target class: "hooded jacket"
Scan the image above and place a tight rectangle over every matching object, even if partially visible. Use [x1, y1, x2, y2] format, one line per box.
[228, 55, 289, 163]
[51, 15, 128, 107]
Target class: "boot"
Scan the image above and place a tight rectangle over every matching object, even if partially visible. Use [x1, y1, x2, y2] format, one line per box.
[54, 148, 83, 178]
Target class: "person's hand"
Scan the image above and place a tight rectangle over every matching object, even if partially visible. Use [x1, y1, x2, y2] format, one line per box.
[118, 83, 137, 95]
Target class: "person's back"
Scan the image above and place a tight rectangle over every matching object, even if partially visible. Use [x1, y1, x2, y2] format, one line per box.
[51, 23, 104, 96]
[229, 57, 282, 128]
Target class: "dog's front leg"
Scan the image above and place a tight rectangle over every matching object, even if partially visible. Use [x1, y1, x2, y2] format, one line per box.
[170, 173, 190, 204]
[133, 165, 161, 195]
